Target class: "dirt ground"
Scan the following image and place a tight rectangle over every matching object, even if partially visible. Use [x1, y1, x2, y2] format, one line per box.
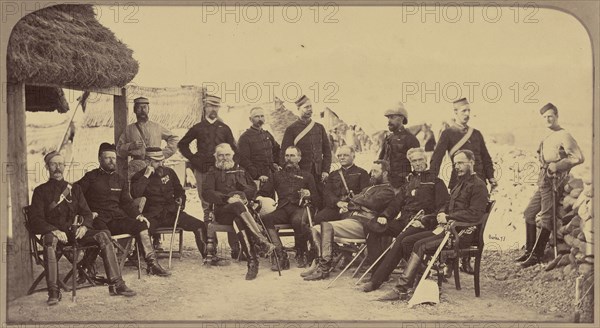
[7, 231, 572, 323]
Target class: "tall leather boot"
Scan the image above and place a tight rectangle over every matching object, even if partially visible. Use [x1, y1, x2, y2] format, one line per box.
[266, 228, 289, 271]
[94, 232, 136, 297]
[378, 253, 422, 301]
[239, 211, 276, 256]
[301, 227, 322, 277]
[520, 228, 551, 268]
[138, 230, 170, 276]
[193, 228, 207, 259]
[515, 223, 537, 262]
[237, 230, 259, 280]
[43, 234, 61, 305]
[304, 223, 334, 281]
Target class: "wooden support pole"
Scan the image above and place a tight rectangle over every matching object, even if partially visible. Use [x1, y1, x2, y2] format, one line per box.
[7, 82, 33, 300]
[114, 87, 128, 178]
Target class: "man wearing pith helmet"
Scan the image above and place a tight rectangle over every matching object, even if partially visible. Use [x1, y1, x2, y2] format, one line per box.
[378, 102, 420, 188]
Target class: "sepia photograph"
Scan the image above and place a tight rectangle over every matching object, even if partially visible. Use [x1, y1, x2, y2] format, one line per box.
[1, 1, 598, 326]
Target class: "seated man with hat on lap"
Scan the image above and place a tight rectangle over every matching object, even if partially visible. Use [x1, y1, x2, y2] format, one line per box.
[131, 147, 208, 263]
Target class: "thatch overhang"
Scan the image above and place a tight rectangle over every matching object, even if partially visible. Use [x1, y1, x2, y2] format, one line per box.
[25, 85, 69, 112]
[7, 4, 139, 112]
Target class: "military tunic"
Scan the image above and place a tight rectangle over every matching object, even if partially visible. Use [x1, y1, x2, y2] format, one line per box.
[378, 128, 420, 188]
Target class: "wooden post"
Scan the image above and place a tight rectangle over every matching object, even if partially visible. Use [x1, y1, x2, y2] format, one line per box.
[113, 87, 128, 178]
[6, 82, 33, 300]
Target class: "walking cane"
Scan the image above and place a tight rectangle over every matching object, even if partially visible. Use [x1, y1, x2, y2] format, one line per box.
[244, 202, 282, 276]
[168, 204, 182, 269]
[355, 210, 424, 285]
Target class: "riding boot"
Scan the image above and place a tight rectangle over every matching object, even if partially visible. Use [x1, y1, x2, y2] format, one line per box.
[267, 228, 289, 271]
[301, 226, 322, 277]
[239, 211, 276, 256]
[93, 232, 136, 297]
[520, 228, 551, 268]
[237, 230, 259, 280]
[304, 223, 334, 281]
[193, 228, 207, 258]
[377, 253, 421, 301]
[138, 230, 170, 276]
[43, 234, 61, 305]
[515, 223, 537, 262]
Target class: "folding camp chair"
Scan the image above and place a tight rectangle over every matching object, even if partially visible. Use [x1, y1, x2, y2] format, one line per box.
[325, 236, 368, 288]
[204, 204, 238, 264]
[433, 200, 496, 297]
[23, 206, 99, 296]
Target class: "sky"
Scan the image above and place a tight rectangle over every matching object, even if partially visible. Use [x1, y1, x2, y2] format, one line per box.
[95, 4, 593, 151]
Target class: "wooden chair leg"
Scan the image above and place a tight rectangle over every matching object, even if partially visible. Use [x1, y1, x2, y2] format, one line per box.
[453, 257, 461, 290]
[179, 230, 184, 260]
[474, 253, 482, 297]
[136, 243, 141, 279]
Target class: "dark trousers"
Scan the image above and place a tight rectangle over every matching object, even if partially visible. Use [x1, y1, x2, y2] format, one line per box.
[262, 203, 312, 252]
[313, 206, 342, 224]
[93, 218, 148, 236]
[147, 211, 206, 233]
[369, 226, 426, 287]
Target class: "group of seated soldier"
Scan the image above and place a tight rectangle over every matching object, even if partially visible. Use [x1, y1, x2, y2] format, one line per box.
[30, 138, 488, 305]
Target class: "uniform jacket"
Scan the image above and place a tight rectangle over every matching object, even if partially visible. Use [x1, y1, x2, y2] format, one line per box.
[238, 126, 281, 179]
[347, 183, 396, 220]
[75, 168, 140, 223]
[323, 164, 370, 209]
[430, 125, 494, 189]
[130, 166, 185, 220]
[378, 128, 420, 187]
[381, 170, 449, 220]
[178, 119, 237, 173]
[260, 167, 321, 209]
[280, 120, 332, 175]
[202, 165, 257, 208]
[29, 179, 94, 235]
[442, 173, 489, 224]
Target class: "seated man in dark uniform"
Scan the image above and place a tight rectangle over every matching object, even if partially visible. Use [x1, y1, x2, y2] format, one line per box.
[363, 148, 449, 273]
[29, 151, 136, 305]
[377, 149, 489, 301]
[76, 143, 169, 277]
[302, 160, 397, 281]
[314, 145, 370, 224]
[259, 146, 321, 269]
[131, 147, 207, 262]
[202, 143, 276, 280]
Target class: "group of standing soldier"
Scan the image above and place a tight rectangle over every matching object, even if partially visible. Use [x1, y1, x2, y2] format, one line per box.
[29, 92, 583, 305]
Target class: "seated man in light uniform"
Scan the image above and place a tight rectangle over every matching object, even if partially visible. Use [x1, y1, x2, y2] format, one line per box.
[301, 160, 397, 281]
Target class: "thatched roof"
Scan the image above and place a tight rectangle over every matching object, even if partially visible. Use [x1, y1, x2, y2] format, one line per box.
[7, 4, 138, 91]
